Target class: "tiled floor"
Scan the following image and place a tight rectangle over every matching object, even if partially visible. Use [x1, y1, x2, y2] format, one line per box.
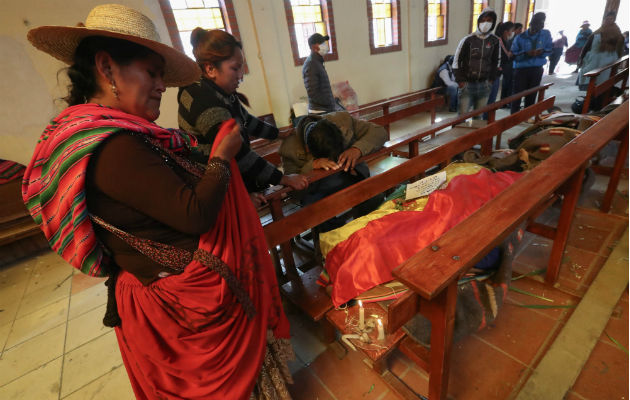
[0, 71, 627, 399]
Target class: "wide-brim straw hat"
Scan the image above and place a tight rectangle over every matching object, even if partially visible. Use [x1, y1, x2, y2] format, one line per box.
[27, 3, 200, 87]
[581, 20, 590, 27]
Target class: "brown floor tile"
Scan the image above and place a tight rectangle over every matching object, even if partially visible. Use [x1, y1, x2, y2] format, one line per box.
[602, 292, 629, 350]
[446, 335, 529, 399]
[563, 391, 587, 400]
[289, 367, 336, 400]
[473, 302, 559, 366]
[567, 214, 621, 255]
[308, 345, 391, 400]
[569, 340, 629, 400]
[513, 237, 553, 271]
[398, 367, 429, 398]
[71, 273, 107, 295]
[388, 349, 411, 378]
[555, 245, 604, 295]
[508, 277, 580, 321]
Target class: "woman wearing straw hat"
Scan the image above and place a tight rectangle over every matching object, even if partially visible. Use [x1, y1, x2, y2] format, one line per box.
[178, 28, 308, 208]
[23, 4, 294, 399]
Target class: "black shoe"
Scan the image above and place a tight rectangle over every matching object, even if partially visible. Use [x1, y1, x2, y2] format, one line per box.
[448, 108, 457, 112]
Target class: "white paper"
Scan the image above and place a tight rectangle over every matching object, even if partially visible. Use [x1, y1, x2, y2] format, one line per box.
[405, 171, 447, 201]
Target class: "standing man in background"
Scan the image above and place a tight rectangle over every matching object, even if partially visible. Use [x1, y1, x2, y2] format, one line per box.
[510, 12, 552, 114]
[303, 33, 341, 114]
[548, 30, 568, 75]
[453, 7, 500, 118]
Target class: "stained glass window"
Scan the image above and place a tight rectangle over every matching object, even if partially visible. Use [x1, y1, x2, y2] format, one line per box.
[503, 0, 516, 22]
[168, 0, 228, 58]
[427, 0, 447, 42]
[471, 0, 488, 33]
[290, 0, 329, 58]
[525, 0, 536, 28]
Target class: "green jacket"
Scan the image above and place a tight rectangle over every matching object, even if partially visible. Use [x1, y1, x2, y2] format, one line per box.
[280, 112, 387, 175]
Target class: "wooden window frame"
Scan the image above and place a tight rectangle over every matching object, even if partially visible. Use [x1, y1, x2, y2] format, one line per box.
[424, 0, 448, 47]
[366, 0, 402, 55]
[525, 0, 536, 28]
[158, 0, 243, 54]
[469, 0, 489, 33]
[284, 0, 338, 66]
[502, 0, 517, 22]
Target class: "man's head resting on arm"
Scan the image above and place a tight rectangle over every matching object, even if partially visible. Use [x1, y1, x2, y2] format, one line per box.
[305, 119, 344, 161]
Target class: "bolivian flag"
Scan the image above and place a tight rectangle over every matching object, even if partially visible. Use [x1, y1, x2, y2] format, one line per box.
[319, 163, 522, 307]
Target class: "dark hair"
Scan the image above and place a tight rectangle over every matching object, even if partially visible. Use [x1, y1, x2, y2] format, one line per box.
[64, 36, 159, 106]
[306, 119, 344, 160]
[190, 28, 248, 106]
[514, 22, 523, 30]
[496, 21, 515, 38]
[442, 55, 454, 65]
[531, 12, 546, 25]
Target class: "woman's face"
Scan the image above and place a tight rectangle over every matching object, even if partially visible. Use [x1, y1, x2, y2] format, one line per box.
[112, 53, 166, 121]
[206, 48, 244, 94]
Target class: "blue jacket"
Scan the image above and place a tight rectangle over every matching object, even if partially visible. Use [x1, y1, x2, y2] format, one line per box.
[510, 29, 553, 69]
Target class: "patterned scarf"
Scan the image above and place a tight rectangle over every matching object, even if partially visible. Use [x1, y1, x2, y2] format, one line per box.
[22, 104, 197, 277]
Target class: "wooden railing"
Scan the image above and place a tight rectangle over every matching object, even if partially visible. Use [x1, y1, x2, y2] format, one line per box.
[582, 55, 628, 113]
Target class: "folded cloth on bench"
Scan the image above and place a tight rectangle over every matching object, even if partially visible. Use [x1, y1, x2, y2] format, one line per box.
[320, 164, 522, 307]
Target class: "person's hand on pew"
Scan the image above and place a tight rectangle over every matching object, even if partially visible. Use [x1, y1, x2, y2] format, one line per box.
[313, 158, 340, 171]
[249, 192, 267, 208]
[337, 147, 362, 172]
[280, 174, 309, 190]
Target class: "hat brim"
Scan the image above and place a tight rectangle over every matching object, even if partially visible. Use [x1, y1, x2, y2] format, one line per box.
[28, 25, 200, 87]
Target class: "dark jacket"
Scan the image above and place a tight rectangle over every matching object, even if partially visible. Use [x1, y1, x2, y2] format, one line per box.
[432, 59, 456, 93]
[302, 52, 337, 112]
[177, 77, 282, 192]
[453, 9, 501, 83]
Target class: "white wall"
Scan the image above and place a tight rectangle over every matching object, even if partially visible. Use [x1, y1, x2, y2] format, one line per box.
[0, 0, 618, 165]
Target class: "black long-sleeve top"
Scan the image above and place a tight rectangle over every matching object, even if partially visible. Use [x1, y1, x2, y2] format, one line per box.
[86, 133, 230, 285]
[178, 77, 282, 192]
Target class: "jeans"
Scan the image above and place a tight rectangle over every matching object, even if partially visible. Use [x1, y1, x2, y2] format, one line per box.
[445, 84, 459, 111]
[458, 81, 491, 119]
[483, 77, 501, 120]
[511, 66, 544, 114]
[548, 48, 563, 74]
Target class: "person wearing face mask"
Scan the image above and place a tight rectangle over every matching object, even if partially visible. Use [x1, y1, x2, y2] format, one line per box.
[303, 33, 342, 114]
[509, 12, 553, 114]
[484, 22, 515, 116]
[453, 8, 501, 119]
[178, 28, 308, 207]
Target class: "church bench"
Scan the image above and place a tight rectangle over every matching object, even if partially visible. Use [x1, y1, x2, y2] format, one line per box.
[386, 102, 629, 399]
[263, 85, 555, 287]
[582, 55, 628, 114]
[262, 95, 556, 325]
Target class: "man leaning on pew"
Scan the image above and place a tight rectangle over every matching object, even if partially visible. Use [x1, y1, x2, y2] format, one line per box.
[280, 112, 387, 232]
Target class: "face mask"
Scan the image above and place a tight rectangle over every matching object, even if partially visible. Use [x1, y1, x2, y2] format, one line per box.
[479, 22, 492, 33]
[508, 32, 515, 40]
[317, 41, 329, 56]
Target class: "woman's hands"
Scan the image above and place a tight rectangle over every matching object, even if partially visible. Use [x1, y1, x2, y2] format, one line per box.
[280, 174, 308, 190]
[214, 121, 242, 162]
[249, 192, 267, 208]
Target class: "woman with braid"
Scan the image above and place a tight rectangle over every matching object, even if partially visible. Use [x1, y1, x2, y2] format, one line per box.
[178, 28, 308, 207]
[22, 4, 294, 399]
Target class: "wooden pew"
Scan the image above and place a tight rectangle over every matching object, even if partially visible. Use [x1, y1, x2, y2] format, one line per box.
[388, 102, 629, 399]
[264, 94, 556, 325]
[582, 55, 628, 113]
[262, 83, 554, 281]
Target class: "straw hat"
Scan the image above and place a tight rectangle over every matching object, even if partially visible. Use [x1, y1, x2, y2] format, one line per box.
[27, 3, 200, 87]
[581, 20, 590, 28]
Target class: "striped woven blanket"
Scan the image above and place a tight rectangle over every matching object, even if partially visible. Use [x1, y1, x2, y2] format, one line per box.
[22, 104, 196, 277]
